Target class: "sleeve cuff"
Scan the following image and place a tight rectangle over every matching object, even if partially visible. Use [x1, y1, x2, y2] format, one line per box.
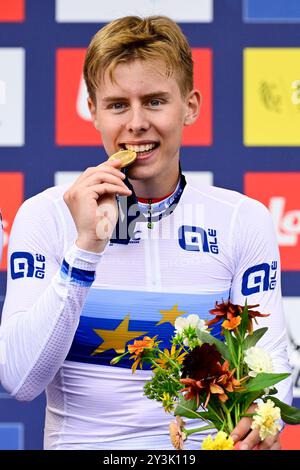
[64, 243, 102, 271]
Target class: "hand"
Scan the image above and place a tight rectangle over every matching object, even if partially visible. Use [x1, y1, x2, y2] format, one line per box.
[231, 403, 281, 450]
[63, 159, 132, 253]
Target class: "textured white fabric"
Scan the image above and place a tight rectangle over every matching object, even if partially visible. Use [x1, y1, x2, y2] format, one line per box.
[0, 182, 293, 449]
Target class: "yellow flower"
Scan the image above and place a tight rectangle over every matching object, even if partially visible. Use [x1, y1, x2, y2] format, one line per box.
[162, 392, 174, 413]
[202, 431, 234, 450]
[251, 399, 282, 440]
[169, 416, 187, 450]
[155, 344, 186, 370]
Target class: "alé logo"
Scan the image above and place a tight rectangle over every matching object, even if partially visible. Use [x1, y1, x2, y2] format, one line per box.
[245, 173, 300, 271]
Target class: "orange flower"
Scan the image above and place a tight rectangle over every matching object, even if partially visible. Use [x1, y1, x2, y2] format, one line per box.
[222, 315, 241, 330]
[128, 336, 156, 356]
[128, 336, 159, 373]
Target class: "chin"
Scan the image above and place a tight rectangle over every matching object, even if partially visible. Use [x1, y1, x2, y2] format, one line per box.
[126, 167, 153, 181]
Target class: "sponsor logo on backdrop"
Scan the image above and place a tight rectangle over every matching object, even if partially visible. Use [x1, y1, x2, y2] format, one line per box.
[244, 48, 300, 146]
[0, 48, 25, 146]
[244, 0, 300, 23]
[244, 173, 300, 271]
[283, 297, 300, 398]
[0, 173, 24, 271]
[56, 48, 212, 146]
[0, 0, 24, 22]
[56, 0, 213, 23]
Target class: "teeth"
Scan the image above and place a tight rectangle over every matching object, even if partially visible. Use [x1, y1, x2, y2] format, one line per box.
[124, 143, 156, 152]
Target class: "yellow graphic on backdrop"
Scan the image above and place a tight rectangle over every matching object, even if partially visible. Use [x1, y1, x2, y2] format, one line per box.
[244, 48, 300, 146]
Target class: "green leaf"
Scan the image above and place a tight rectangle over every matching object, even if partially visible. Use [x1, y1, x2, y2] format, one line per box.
[245, 372, 290, 392]
[239, 302, 249, 339]
[223, 328, 238, 367]
[244, 327, 268, 350]
[235, 391, 264, 414]
[265, 396, 300, 424]
[196, 330, 230, 361]
[174, 396, 200, 419]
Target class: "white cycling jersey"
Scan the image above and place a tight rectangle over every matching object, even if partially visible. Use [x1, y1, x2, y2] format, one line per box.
[0, 177, 292, 449]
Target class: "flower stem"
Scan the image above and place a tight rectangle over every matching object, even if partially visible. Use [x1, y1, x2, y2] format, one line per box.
[185, 425, 215, 436]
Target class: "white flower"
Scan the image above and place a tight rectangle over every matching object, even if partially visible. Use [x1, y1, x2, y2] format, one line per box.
[251, 399, 282, 440]
[244, 346, 273, 377]
[174, 314, 207, 335]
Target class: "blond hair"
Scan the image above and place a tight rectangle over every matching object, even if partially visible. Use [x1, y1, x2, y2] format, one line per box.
[84, 16, 194, 103]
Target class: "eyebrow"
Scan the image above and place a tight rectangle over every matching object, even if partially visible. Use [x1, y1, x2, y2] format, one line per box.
[101, 91, 171, 103]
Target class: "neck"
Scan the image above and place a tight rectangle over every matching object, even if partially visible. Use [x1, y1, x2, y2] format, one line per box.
[137, 190, 174, 204]
[129, 170, 180, 200]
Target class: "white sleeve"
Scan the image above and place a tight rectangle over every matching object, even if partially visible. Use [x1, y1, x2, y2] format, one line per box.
[230, 197, 293, 406]
[0, 194, 102, 401]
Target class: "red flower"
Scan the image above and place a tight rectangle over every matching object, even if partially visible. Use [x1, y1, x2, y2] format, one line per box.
[206, 300, 269, 333]
[180, 343, 240, 407]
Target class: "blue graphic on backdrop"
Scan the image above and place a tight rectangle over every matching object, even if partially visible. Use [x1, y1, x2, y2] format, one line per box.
[0, 424, 24, 450]
[244, 0, 300, 22]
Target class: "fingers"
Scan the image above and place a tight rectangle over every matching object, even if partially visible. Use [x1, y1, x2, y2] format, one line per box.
[64, 167, 131, 204]
[256, 435, 281, 450]
[88, 183, 131, 197]
[82, 171, 128, 189]
[232, 428, 261, 450]
[233, 428, 281, 450]
[75, 159, 125, 184]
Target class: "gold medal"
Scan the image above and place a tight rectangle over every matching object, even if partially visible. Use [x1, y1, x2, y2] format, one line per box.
[108, 149, 137, 168]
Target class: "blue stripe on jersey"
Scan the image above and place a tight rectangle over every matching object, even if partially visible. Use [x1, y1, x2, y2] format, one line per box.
[66, 288, 229, 368]
[60, 259, 95, 287]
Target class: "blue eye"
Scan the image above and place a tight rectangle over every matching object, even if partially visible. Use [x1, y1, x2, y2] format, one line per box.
[111, 103, 126, 110]
[149, 99, 161, 107]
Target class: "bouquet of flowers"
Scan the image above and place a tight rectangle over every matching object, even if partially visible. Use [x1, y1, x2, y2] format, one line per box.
[111, 301, 300, 450]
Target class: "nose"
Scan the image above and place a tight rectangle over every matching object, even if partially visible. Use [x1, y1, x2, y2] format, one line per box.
[125, 105, 150, 134]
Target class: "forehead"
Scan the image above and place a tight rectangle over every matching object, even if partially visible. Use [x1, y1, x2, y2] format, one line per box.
[98, 60, 181, 96]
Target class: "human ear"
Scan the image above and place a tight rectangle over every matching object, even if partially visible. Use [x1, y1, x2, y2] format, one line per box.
[87, 97, 100, 130]
[184, 89, 201, 126]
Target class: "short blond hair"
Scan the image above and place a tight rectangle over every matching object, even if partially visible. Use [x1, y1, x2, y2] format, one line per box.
[84, 15, 194, 103]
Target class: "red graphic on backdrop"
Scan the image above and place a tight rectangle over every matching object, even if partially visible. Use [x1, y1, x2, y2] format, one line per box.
[0, 0, 24, 22]
[245, 173, 300, 271]
[0, 173, 24, 271]
[56, 48, 212, 146]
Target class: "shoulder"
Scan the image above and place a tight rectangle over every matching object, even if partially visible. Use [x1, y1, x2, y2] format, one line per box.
[18, 183, 71, 216]
[185, 182, 268, 214]
[12, 184, 73, 233]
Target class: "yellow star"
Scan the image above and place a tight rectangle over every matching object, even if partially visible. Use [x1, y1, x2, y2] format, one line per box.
[91, 314, 147, 356]
[156, 303, 186, 326]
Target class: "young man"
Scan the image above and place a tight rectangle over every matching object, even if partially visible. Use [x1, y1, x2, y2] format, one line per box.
[0, 16, 292, 450]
